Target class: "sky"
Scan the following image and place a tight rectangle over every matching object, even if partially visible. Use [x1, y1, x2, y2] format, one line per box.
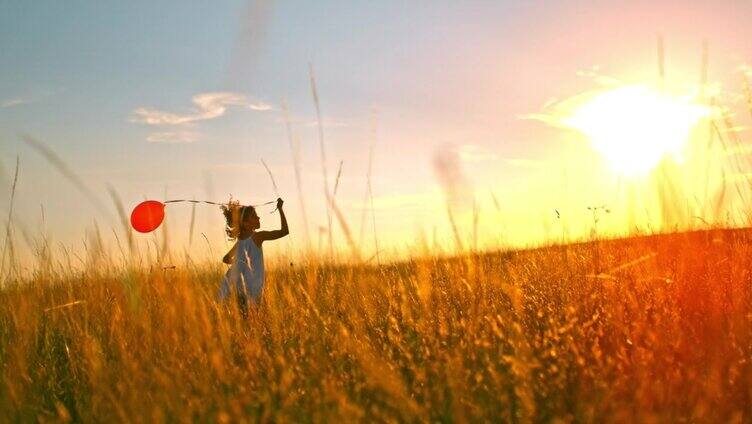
[2, 0, 752, 265]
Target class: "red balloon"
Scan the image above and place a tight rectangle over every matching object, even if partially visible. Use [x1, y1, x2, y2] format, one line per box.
[130, 200, 165, 233]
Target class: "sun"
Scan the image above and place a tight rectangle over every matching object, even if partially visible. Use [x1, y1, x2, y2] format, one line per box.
[561, 84, 711, 176]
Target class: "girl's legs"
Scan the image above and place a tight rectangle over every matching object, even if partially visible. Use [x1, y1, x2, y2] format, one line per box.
[217, 271, 231, 301]
[236, 291, 249, 319]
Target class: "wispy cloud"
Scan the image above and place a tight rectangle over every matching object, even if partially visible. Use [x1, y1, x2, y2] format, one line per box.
[146, 131, 201, 143]
[131, 92, 271, 125]
[574, 65, 623, 86]
[1, 97, 33, 108]
[131, 91, 271, 143]
[517, 68, 622, 127]
[1, 88, 61, 109]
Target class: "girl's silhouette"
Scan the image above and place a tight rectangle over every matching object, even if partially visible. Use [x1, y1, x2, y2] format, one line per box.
[218, 198, 288, 314]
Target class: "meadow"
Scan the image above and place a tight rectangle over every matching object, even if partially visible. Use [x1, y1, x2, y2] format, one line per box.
[1, 227, 750, 422]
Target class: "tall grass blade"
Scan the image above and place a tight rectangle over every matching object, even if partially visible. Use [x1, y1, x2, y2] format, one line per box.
[281, 98, 311, 248]
[326, 192, 361, 261]
[309, 64, 334, 257]
[333, 160, 344, 197]
[260, 158, 280, 197]
[188, 197, 197, 247]
[0, 156, 19, 283]
[359, 110, 380, 265]
[446, 204, 463, 253]
[107, 185, 134, 255]
[22, 134, 110, 218]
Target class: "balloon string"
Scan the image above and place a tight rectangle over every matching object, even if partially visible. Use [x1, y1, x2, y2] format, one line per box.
[164, 200, 222, 205]
[163, 199, 277, 207]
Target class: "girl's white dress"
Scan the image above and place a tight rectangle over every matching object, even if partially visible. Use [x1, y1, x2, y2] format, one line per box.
[218, 236, 265, 304]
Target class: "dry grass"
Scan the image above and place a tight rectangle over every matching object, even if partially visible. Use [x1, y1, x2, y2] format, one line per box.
[1, 228, 751, 422]
[5, 43, 752, 421]
[0, 157, 20, 280]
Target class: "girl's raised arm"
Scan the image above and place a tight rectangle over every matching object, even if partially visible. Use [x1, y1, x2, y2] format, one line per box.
[257, 198, 289, 241]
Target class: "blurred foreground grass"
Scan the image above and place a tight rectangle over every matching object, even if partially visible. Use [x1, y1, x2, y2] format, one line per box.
[1, 229, 751, 422]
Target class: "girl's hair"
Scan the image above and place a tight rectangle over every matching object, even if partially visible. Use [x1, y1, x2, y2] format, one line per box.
[220, 201, 257, 239]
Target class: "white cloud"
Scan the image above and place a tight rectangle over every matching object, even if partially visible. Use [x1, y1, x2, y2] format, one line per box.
[1, 97, 32, 108]
[146, 131, 201, 143]
[1, 88, 61, 108]
[248, 102, 273, 111]
[130, 91, 272, 126]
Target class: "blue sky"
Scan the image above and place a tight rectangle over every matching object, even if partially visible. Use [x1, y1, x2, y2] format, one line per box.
[3, 0, 752, 261]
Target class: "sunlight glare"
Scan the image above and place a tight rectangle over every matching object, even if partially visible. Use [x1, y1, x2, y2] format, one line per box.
[562, 85, 711, 175]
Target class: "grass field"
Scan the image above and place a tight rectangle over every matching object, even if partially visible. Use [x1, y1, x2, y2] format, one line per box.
[1, 228, 750, 422]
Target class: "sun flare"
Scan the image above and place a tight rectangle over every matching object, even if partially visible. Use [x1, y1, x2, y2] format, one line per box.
[562, 84, 711, 176]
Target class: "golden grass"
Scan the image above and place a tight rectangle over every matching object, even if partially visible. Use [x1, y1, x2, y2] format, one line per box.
[2, 228, 751, 422]
[5, 42, 752, 421]
[0, 157, 19, 280]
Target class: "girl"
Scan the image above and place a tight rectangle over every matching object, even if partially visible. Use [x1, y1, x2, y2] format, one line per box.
[218, 197, 288, 313]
